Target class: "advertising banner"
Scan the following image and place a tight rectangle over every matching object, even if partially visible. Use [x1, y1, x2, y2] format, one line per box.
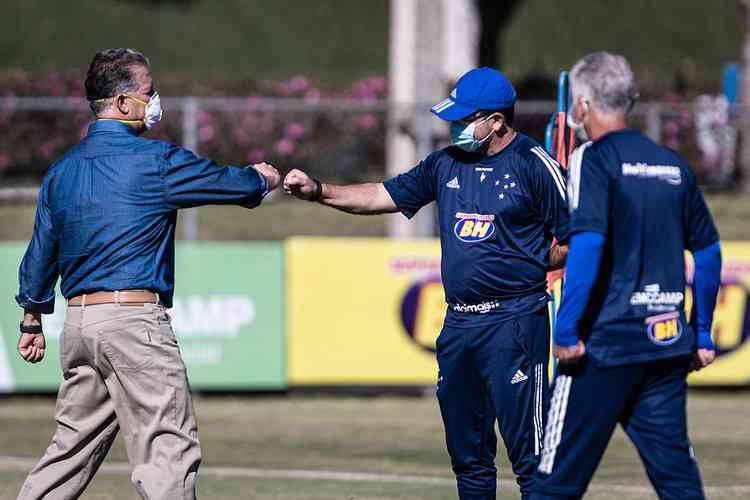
[288, 238, 750, 387]
[0, 242, 285, 391]
[685, 242, 750, 385]
[286, 237, 442, 385]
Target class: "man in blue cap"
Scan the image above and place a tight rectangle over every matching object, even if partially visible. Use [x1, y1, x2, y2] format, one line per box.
[284, 67, 570, 499]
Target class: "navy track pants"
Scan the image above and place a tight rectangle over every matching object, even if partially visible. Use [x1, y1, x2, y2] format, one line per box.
[530, 355, 704, 500]
[436, 307, 551, 500]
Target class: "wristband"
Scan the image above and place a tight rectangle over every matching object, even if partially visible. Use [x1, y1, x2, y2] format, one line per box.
[20, 322, 42, 334]
[310, 178, 323, 202]
[697, 329, 714, 350]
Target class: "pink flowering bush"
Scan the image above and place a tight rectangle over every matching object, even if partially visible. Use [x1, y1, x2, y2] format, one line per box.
[0, 71, 387, 183]
[195, 75, 388, 183]
[0, 71, 722, 185]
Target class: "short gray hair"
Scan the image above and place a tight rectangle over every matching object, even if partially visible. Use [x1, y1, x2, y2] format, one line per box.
[85, 48, 151, 115]
[569, 52, 637, 115]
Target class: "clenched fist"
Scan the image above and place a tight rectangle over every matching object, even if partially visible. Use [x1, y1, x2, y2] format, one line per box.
[555, 339, 586, 364]
[252, 162, 281, 191]
[283, 169, 321, 201]
[690, 348, 715, 372]
[18, 332, 45, 363]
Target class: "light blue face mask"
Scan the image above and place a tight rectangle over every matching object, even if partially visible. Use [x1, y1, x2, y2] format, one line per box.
[450, 116, 494, 152]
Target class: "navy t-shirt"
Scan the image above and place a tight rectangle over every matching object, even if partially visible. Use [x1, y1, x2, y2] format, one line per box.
[567, 129, 719, 366]
[384, 133, 569, 327]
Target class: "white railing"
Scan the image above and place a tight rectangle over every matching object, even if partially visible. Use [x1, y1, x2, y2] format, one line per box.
[0, 97, 722, 238]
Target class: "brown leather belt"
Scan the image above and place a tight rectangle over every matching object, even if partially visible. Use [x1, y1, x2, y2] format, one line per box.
[68, 290, 160, 307]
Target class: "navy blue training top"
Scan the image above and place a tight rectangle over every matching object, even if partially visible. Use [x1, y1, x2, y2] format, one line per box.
[384, 133, 570, 327]
[567, 129, 719, 366]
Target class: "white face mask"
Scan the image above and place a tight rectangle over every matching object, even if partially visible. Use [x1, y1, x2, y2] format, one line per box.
[122, 92, 163, 130]
[95, 91, 164, 130]
[567, 96, 589, 141]
[141, 92, 163, 130]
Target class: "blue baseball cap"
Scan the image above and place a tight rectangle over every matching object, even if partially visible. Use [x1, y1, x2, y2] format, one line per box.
[431, 67, 517, 121]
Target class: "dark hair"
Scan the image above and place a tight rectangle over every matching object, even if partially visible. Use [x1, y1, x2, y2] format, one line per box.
[483, 105, 514, 127]
[85, 48, 150, 115]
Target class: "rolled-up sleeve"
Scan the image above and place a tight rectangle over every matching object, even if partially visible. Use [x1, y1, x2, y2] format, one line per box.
[16, 179, 59, 313]
[162, 144, 268, 209]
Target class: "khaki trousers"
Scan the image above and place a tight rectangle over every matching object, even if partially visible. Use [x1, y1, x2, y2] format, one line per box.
[18, 303, 201, 500]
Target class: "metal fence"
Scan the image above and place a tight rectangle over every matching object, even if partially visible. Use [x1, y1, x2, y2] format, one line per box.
[0, 96, 739, 238]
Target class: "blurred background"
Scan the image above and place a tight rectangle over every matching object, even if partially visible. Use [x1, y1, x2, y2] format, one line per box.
[0, 1, 749, 499]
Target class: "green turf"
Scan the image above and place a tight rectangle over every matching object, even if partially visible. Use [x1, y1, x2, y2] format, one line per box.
[0, 393, 748, 499]
[194, 197, 388, 240]
[1, 191, 748, 242]
[0, 470, 457, 500]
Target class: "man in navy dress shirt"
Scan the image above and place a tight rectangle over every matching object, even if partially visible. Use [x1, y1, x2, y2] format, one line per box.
[15, 48, 280, 500]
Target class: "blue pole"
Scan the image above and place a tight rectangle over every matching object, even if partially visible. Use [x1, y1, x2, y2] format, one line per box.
[549, 71, 570, 378]
[557, 71, 568, 114]
[544, 118, 555, 153]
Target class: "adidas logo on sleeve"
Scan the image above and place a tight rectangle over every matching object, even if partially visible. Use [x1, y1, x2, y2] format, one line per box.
[446, 177, 460, 189]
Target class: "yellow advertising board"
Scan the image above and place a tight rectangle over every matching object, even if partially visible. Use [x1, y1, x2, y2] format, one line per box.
[685, 242, 750, 385]
[286, 237, 442, 385]
[287, 238, 750, 386]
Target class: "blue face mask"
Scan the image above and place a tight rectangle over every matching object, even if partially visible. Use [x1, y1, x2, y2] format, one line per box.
[450, 116, 494, 152]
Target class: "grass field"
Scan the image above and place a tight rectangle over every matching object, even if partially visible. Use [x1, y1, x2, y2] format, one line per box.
[0, 392, 748, 499]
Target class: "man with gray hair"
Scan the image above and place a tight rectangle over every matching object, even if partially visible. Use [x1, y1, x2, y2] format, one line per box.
[530, 52, 721, 499]
[15, 48, 280, 499]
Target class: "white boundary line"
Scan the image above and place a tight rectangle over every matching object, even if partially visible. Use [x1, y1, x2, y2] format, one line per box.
[0, 327, 16, 391]
[0, 456, 456, 486]
[1, 456, 749, 494]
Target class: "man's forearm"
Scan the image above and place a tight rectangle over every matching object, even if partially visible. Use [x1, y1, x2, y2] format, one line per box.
[319, 182, 399, 215]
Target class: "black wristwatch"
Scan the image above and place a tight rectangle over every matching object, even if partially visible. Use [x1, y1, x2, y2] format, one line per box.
[310, 178, 323, 202]
[19, 322, 43, 334]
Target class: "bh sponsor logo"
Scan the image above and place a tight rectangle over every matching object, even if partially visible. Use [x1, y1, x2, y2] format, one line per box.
[645, 311, 683, 346]
[454, 212, 495, 243]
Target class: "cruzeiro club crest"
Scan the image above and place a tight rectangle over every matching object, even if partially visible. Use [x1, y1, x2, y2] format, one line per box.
[453, 212, 495, 243]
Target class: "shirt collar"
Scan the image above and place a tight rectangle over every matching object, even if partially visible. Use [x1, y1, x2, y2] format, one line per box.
[594, 128, 637, 143]
[87, 119, 140, 136]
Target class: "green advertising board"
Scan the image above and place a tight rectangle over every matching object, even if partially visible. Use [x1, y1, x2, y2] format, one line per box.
[0, 242, 286, 392]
